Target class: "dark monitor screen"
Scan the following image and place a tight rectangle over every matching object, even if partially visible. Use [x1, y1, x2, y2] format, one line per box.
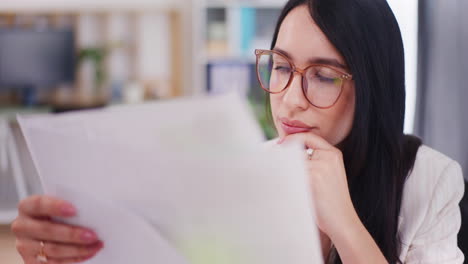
[0, 29, 75, 89]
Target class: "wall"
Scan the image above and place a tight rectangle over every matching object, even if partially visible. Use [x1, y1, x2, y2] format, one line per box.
[0, 0, 184, 10]
[387, 0, 419, 134]
[0, 0, 194, 98]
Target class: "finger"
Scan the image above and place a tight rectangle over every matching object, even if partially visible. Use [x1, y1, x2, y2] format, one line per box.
[18, 195, 76, 218]
[313, 149, 344, 164]
[51, 253, 99, 264]
[304, 148, 320, 161]
[279, 132, 334, 151]
[12, 218, 99, 245]
[23, 252, 98, 264]
[304, 150, 346, 180]
[305, 148, 338, 161]
[52, 254, 99, 264]
[304, 157, 329, 173]
[16, 238, 103, 259]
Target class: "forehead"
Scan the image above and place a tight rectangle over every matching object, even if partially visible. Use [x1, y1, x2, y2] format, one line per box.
[275, 5, 343, 65]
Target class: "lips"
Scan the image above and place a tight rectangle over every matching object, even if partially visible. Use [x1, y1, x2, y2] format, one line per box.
[279, 117, 314, 135]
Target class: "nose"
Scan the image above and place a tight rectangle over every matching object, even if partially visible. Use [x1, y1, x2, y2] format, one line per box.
[282, 72, 309, 110]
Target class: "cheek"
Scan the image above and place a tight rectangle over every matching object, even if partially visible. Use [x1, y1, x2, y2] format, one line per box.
[269, 94, 282, 128]
[322, 85, 355, 145]
[270, 74, 279, 88]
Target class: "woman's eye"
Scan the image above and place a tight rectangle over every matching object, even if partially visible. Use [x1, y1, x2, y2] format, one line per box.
[274, 66, 291, 73]
[315, 73, 336, 83]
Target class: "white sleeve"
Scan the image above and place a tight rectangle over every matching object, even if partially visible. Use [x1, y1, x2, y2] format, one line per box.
[405, 161, 465, 263]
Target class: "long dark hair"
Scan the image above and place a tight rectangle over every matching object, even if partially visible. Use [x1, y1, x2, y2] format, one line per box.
[269, 0, 422, 263]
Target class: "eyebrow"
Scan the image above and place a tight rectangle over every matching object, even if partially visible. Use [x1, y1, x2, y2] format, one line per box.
[273, 47, 348, 70]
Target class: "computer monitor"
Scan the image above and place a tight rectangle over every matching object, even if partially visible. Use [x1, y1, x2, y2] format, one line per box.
[0, 29, 75, 104]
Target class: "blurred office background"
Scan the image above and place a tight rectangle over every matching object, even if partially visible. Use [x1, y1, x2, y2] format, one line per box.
[0, 0, 466, 263]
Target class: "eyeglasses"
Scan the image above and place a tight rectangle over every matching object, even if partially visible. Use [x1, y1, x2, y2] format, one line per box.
[255, 49, 353, 109]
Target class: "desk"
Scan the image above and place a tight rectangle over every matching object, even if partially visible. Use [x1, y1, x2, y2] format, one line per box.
[0, 224, 22, 264]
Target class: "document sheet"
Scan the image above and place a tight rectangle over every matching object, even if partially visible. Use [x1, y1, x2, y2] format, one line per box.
[18, 93, 324, 264]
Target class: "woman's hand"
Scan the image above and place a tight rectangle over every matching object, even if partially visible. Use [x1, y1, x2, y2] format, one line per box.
[278, 133, 360, 238]
[278, 133, 388, 263]
[11, 195, 103, 264]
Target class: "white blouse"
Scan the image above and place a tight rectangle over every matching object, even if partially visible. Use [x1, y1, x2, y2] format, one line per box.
[398, 145, 465, 263]
[266, 140, 465, 263]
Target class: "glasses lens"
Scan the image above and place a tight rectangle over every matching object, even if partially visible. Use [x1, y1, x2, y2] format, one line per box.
[303, 66, 344, 108]
[257, 52, 292, 93]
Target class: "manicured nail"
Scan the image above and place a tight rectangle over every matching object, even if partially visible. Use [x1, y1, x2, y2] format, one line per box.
[97, 241, 105, 250]
[81, 231, 97, 242]
[61, 204, 76, 216]
[99, 241, 105, 248]
[90, 241, 104, 251]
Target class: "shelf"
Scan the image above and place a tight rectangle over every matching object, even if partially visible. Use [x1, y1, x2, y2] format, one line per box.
[0, 1, 184, 13]
[0, 9, 183, 106]
[192, 0, 284, 98]
[205, 1, 286, 9]
[199, 55, 257, 65]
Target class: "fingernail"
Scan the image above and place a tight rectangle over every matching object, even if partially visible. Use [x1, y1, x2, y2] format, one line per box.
[90, 242, 104, 252]
[61, 204, 76, 216]
[82, 253, 97, 261]
[81, 231, 97, 242]
[97, 241, 105, 249]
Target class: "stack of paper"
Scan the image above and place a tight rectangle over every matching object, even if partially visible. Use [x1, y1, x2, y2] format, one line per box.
[18, 93, 323, 264]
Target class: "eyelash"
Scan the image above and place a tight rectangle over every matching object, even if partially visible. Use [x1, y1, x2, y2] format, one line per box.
[274, 67, 336, 82]
[274, 66, 291, 73]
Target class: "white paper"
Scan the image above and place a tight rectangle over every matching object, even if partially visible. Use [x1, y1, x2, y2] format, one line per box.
[18, 93, 323, 264]
[50, 185, 189, 264]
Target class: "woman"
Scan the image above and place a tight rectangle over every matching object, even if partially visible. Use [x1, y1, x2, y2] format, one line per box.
[11, 0, 465, 263]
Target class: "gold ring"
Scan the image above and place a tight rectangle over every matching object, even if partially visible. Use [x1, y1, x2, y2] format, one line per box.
[36, 241, 48, 263]
[306, 148, 314, 160]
